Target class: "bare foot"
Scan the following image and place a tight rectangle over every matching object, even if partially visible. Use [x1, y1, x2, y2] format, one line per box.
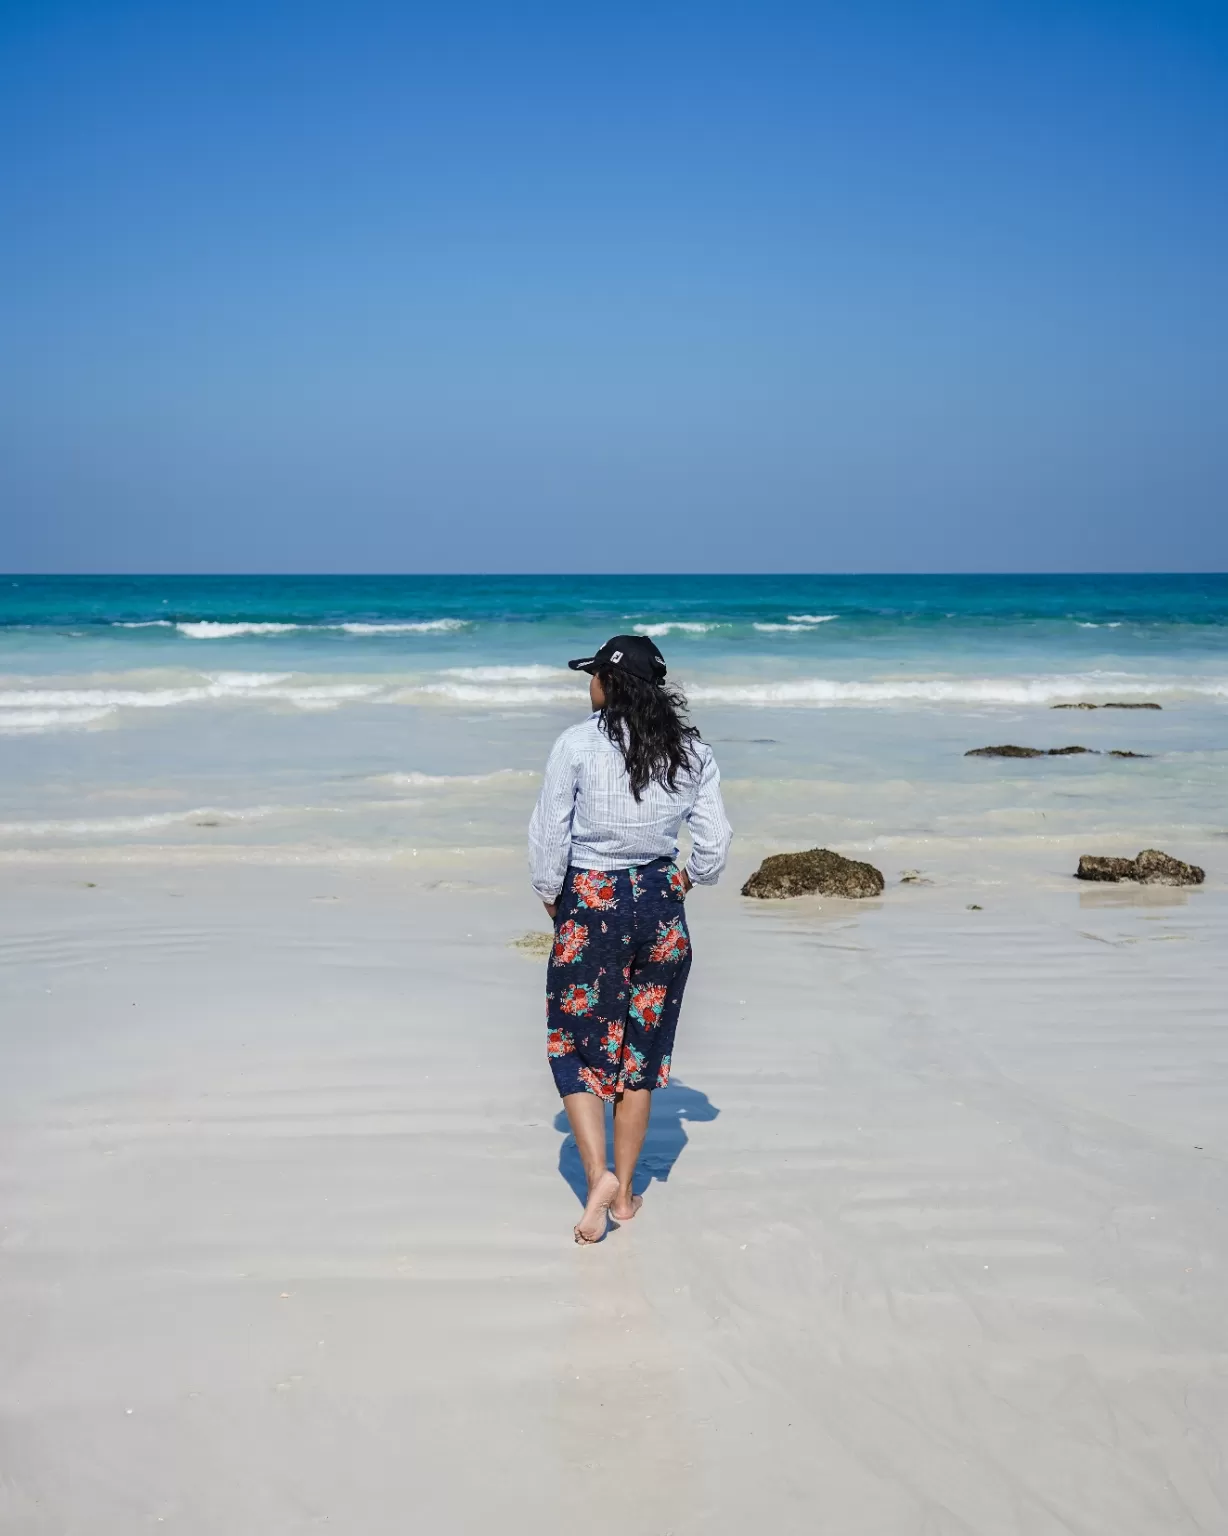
[574, 1170, 619, 1244]
[610, 1193, 643, 1222]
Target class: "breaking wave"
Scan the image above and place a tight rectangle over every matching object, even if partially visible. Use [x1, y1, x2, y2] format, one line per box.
[633, 622, 725, 636]
[337, 620, 467, 634]
[0, 806, 283, 837]
[174, 619, 467, 638]
[685, 675, 1228, 707]
[374, 769, 538, 788]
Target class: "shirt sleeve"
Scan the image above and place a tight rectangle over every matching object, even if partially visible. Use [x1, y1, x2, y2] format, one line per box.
[682, 748, 732, 886]
[528, 731, 579, 900]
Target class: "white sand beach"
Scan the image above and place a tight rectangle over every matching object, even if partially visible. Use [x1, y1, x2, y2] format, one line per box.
[2, 835, 1225, 1534]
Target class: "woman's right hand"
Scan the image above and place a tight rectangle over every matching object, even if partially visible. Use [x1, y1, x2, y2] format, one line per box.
[543, 900, 558, 920]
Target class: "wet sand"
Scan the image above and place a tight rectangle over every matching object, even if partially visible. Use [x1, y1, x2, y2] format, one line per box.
[1, 850, 1225, 1534]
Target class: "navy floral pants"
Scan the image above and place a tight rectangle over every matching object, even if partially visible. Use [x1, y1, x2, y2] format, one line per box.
[546, 858, 692, 1100]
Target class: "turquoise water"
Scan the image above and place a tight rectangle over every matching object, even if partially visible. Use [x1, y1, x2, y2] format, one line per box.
[1, 574, 1225, 864]
[2, 573, 1227, 691]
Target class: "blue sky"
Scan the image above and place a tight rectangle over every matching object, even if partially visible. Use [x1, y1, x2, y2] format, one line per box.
[1, 0, 1225, 573]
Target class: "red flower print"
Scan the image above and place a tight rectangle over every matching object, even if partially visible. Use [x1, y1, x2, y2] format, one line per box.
[629, 982, 668, 1030]
[561, 982, 598, 1017]
[601, 1020, 624, 1062]
[547, 1029, 574, 1058]
[648, 918, 689, 964]
[571, 869, 617, 910]
[655, 1054, 672, 1088]
[666, 863, 688, 899]
[618, 1043, 647, 1089]
[578, 1064, 616, 1101]
[552, 919, 589, 966]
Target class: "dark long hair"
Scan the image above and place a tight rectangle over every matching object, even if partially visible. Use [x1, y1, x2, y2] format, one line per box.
[596, 666, 702, 800]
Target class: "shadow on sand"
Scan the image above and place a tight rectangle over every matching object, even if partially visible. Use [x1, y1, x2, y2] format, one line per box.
[554, 1081, 721, 1206]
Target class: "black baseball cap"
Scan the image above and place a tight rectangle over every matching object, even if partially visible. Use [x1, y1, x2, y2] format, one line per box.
[568, 634, 667, 683]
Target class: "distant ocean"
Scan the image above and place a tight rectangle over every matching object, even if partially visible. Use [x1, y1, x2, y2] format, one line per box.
[2, 574, 1225, 864]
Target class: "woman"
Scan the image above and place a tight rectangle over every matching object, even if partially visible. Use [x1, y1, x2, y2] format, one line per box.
[529, 634, 732, 1243]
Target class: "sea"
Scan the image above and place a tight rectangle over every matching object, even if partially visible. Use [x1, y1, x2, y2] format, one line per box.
[2, 574, 1225, 871]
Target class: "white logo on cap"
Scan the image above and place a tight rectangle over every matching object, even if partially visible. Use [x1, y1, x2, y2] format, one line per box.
[611, 650, 623, 663]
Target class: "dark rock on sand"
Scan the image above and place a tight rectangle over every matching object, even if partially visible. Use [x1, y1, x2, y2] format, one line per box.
[1076, 850, 1205, 886]
[1046, 745, 1096, 755]
[742, 848, 885, 900]
[1052, 701, 1162, 709]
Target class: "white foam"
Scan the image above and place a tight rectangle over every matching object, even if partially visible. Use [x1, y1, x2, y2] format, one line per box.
[0, 706, 116, 734]
[175, 619, 467, 638]
[686, 674, 1228, 707]
[254, 683, 383, 710]
[114, 620, 174, 628]
[339, 619, 467, 634]
[177, 622, 303, 638]
[441, 665, 569, 682]
[0, 805, 281, 837]
[0, 674, 377, 717]
[408, 682, 578, 704]
[0, 686, 212, 709]
[633, 622, 723, 636]
[376, 769, 538, 788]
[786, 614, 838, 624]
[753, 623, 810, 632]
[206, 672, 293, 689]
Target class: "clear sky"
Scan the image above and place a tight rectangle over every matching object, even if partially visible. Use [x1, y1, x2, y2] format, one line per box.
[1, 0, 1225, 573]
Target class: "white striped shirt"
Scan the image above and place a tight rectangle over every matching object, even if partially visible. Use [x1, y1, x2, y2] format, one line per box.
[528, 713, 732, 901]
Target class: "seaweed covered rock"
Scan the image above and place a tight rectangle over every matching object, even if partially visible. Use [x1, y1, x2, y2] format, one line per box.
[1076, 855, 1139, 882]
[965, 744, 1097, 758]
[1053, 701, 1162, 710]
[1076, 850, 1205, 886]
[1134, 849, 1204, 885]
[742, 848, 884, 900]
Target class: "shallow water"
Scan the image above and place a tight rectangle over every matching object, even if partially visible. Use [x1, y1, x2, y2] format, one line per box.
[1, 575, 1224, 863]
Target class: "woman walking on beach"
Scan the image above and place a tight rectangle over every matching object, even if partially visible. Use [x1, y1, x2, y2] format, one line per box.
[529, 635, 732, 1244]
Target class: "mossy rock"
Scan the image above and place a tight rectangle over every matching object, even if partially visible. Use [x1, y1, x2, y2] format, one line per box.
[742, 848, 884, 900]
[1076, 850, 1205, 886]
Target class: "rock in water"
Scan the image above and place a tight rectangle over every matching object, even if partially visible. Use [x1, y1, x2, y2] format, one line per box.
[1076, 855, 1141, 882]
[965, 745, 1045, 758]
[1103, 701, 1162, 709]
[965, 744, 1098, 757]
[1076, 850, 1205, 886]
[1134, 849, 1205, 885]
[742, 848, 885, 900]
[1108, 750, 1150, 758]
